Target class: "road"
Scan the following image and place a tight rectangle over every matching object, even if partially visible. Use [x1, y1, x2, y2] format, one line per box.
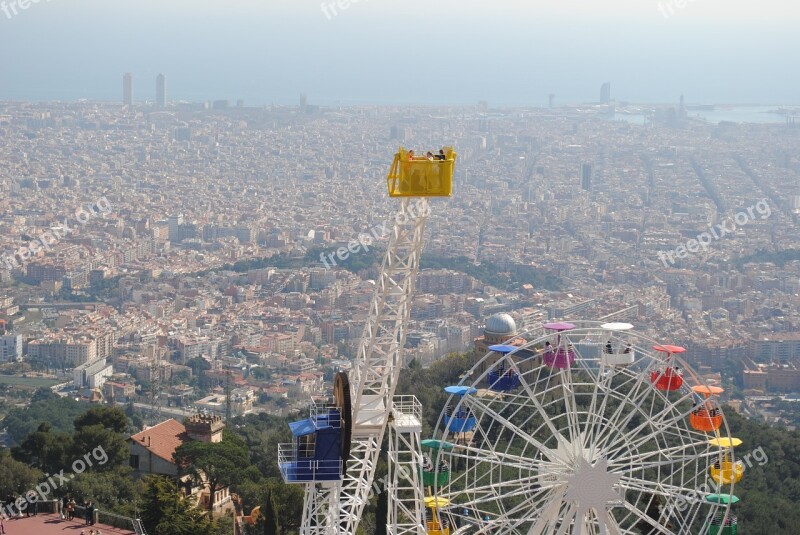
[132, 402, 197, 419]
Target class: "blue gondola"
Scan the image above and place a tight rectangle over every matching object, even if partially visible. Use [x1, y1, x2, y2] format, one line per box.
[486, 344, 521, 391]
[443, 386, 477, 433]
[487, 365, 519, 391]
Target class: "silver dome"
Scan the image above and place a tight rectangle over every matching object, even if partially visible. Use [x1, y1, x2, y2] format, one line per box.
[484, 313, 517, 336]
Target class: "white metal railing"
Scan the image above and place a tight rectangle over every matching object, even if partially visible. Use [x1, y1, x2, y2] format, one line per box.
[392, 395, 422, 420]
[309, 399, 342, 428]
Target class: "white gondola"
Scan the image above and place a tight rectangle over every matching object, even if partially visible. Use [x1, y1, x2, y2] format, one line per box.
[601, 322, 636, 366]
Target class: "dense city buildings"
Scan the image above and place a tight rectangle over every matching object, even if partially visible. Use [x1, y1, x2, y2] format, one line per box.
[1, 99, 799, 422]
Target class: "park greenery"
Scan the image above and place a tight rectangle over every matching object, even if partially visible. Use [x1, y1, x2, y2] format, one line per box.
[733, 248, 800, 269]
[196, 247, 564, 293]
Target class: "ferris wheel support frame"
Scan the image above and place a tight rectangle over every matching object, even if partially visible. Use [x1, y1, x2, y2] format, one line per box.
[387, 395, 426, 535]
[301, 198, 429, 535]
[300, 483, 339, 535]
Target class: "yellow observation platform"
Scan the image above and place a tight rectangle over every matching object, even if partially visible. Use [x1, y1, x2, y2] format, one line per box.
[387, 146, 456, 197]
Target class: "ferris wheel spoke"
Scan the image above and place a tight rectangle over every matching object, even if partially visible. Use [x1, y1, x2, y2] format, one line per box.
[599, 508, 622, 535]
[594, 389, 672, 453]
[560, 364, 584, 451]
[591, 369, 652, 451]
[609, 439, 716, 469]
[514, 484, 564, 517]
[603, 405, 704, 460]
[440, 458, 546, 501]
[620, 500, 674, 535]
[470, 484, 565, 535]
[454, 475, 545, 505]
[585, 368, 643, 459]
[463, 395, 568, 466]
[582, 358, 618, 460]
[612, 454, 711, 475]
[617, 475, 702, 503]
[526, 487, 569, 535]
[451, 442, 542, 472]
[509, 359, 573, 451]
[600, 390, 696, 457]
[500, 360, 566, 445]
[555, 501, 579, 535]
[444, 457, 556, 501]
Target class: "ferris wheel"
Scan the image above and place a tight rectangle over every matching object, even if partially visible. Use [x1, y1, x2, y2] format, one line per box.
[425, 321, 742, 535]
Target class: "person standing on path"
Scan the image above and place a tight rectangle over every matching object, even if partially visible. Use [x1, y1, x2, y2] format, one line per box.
[86, 501, 95, 526]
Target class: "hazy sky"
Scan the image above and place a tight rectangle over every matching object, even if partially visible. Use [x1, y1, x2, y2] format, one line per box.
[0, 0, 798, 105]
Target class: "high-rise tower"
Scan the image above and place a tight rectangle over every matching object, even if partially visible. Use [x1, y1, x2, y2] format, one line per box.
[156, 74, 166, 107]
[581, 163, 593, 192]
[123, 73, 133, 106]
[600, 82, 611, 104]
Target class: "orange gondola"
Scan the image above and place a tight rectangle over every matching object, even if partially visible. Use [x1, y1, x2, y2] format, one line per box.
[690, 406, 723, 432]
[690, 385, 724, 432]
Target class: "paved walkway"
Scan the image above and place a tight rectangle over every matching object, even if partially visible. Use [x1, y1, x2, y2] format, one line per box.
[1, 513, 136, 535]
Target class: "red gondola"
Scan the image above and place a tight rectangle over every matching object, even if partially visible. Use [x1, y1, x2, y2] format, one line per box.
[651, 344, 686, 391]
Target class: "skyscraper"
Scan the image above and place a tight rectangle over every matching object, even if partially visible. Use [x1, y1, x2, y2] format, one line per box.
[156, 74, 166, 108]
[123, 73, 133, 106]
[600, 82, 611, 104]
[168, 214, 185, 242]
[581, 163, 593, 192]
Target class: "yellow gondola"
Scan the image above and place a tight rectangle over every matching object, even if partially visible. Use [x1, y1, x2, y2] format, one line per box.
[708, 437, 745, 484]
[424, 496, 451, 535]
[387, 146, 456, 197]
[711, 457, 745, 485]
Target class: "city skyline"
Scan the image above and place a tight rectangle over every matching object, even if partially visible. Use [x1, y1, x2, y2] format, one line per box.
[1, 1, 798, 105]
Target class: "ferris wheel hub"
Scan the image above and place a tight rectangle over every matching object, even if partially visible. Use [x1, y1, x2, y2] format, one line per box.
[562, 457, 625, 517]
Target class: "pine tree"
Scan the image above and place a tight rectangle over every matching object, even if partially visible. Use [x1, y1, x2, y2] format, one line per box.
[261, 489, 279, 535]
[374, 490, 388, 535]
[140, 476, 213, 535]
